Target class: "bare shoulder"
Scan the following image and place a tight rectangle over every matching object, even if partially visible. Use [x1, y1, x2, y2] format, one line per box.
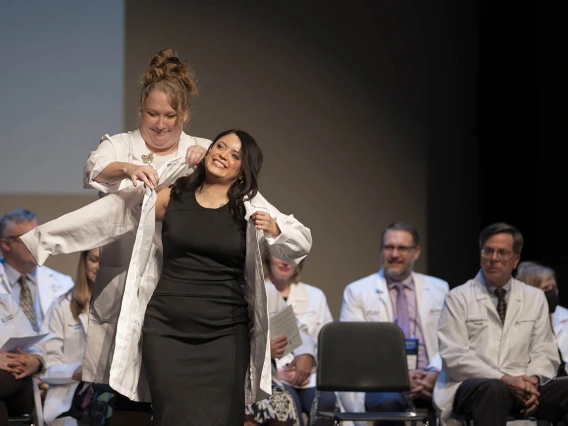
[156, 187, 173, 221]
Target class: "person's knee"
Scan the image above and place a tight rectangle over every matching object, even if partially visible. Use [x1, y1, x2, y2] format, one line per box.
[318, 391, 337, 411]
[476, 378, 508, 400]
[365, 392, 405, 412]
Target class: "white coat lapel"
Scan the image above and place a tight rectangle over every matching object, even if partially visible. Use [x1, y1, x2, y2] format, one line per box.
[502, 280, 522, 335]
[36, 267, 58, 317]
[414, 273, 434, 354]
[79, 311, 89, 335]
[0, 263, 11, 294]
[288, 283, 308, 313]
[376, 270, 394, 321]
[473, 272, 499, 322]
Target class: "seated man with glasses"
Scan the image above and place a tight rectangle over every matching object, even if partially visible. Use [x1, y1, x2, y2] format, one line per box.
[0, 208, 74, 333]
[434, 222, 568, 426]
[339, 222, 449, 426]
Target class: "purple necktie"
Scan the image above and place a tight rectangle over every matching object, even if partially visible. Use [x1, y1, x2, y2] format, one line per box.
[394, 283, 410, 337]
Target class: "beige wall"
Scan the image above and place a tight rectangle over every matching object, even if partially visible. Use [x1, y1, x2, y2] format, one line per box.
[0, 194, 99, 280]
[123, 1, 478, 316]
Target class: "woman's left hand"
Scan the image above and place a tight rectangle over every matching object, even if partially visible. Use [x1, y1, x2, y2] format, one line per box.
[251, 211, 281, 238]
[185, 145, 207, 166]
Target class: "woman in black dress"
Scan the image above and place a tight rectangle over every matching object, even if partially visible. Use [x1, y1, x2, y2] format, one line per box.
[146, 129, 311, 425]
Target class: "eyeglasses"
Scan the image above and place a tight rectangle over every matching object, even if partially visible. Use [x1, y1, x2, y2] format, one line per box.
[382, 245, 417, 255]
[480, 247, 515, 261]
[1, 234, 24, 243]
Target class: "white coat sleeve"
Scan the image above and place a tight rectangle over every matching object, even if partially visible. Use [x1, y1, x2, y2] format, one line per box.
[293, 319, 317, 362]
[40, 301, 81, 385]
[438, 291, 503, 381]
[83, 134, 124, 193]
[314, 290, 333, 349]
[555, 313, 568, 375]
[263, 204, 312, 266]
[20, 187, 145, 266]
[524, 291, 559, 384]
[339, 284, 366, 322]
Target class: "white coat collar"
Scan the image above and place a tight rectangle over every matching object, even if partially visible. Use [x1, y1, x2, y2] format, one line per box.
[472, 270, 523, 333]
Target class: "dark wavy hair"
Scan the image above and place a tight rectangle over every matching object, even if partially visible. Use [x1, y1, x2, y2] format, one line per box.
[170, 129, 263, 219]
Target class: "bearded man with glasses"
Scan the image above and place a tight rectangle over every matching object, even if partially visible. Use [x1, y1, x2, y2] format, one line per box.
[339, 222, 449, 426]
[434, 222, 568, 426]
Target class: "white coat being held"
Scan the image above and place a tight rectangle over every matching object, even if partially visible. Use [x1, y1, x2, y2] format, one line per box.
[79, 130, 211, 394]
[20, 159, 312, 403]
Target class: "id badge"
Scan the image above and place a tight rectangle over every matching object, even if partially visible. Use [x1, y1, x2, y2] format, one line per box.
[405, 337, 419, 371]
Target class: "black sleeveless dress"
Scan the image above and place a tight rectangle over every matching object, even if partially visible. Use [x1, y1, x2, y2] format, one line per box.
[142, 190, 250, 426]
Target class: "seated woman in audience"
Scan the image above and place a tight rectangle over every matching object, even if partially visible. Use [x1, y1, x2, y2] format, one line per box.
[40, 248, 100, 426]
[0, 293, 45, 424]
[516, 260, 567, 376]
[245, 282, 310, 426]
[264, 255, 335, 426]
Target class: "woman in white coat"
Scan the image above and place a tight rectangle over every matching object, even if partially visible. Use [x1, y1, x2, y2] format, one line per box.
[20, 129, 312, 425]
[80, 48, 210, 424]
[0, 293, 45, 423]
[515, 261, 568, 377]
[40, 248, 99, 426]
[264, 255, 335, 426]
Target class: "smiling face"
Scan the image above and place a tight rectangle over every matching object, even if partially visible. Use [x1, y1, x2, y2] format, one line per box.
[139, 89, 187, 154]
[269, 256, 297, 283]
[380, 229, 420, 281]
[85, 248, 100, 286]
[204, 132, 243, 184]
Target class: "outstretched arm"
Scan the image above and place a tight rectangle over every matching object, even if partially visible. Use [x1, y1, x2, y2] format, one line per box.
[20, 187, 144, 265]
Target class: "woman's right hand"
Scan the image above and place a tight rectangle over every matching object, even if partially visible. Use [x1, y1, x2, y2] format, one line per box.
[72, 365, 83, 382]
[270, 335, 288, 359]
[126, 164, 159, 189]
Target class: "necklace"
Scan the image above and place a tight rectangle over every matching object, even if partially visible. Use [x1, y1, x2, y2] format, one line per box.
[141, 152, 154, 165]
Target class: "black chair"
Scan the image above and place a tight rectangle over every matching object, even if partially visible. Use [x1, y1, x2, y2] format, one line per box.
[310, 321, 431, 425]
[7, 380, 43, 426]
[7, 414, 34, 425]
[453, 414, 561, 425]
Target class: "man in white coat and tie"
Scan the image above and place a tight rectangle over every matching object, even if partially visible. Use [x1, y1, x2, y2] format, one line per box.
[339, 222, 449, 426]
[0, 209, 74, 333]
[434, 222, 568, 426]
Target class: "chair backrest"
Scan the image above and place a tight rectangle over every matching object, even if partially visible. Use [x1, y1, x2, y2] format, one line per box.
[316, 321, 410, 393]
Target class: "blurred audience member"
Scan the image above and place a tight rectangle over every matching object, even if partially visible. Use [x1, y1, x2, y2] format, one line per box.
[1, 208, 74, 332]
[264, 255, 335, 426]
[516, 261, 567, 376]
[0, 293, 45, 423]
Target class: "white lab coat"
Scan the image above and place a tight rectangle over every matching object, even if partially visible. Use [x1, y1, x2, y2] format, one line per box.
[39, 292, 89, 426]
[0, 260, 74, 331]
[0, 293, 45, 358]
[338, 269, 449, 421]
[79, 130, 211, 396]
[265, 282, 317, 369]
[433, 271, 559, 426]
[273, 281, 333, 388]
[20, 159, 312, 404]
[553, 305, 568, 375]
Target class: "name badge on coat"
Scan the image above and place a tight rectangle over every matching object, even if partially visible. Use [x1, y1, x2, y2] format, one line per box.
[405, 337, 419, 371]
